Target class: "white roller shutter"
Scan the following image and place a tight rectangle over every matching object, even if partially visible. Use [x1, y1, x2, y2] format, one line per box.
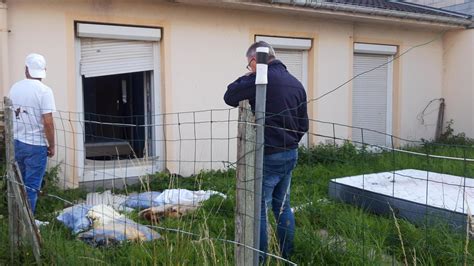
[352, 54, 390, 147]
[80, 38, 154, 78]
[275, 49, 304, 83]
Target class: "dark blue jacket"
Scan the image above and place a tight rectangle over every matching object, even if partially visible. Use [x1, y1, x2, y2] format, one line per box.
[224, 60, 309, 155]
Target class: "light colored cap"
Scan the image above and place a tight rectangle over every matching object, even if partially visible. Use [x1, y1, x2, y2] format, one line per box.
[25, 53, 46, 79]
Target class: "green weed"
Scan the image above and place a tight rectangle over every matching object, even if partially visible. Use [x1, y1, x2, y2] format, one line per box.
[2, 143, 474, 265]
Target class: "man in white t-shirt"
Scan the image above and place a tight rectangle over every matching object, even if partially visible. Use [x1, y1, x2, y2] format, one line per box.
[9, 53, 56, 213]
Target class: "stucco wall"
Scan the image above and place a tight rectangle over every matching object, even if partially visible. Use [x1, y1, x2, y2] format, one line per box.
[442, 29, 474, 137]
[0, 3, 9, 98]
[3, 0, 453, 184]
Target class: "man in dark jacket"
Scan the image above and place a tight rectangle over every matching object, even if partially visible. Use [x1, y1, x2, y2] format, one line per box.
[224, 41, 308, 261]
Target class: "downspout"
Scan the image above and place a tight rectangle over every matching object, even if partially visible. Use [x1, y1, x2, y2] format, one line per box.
[0, 1, 8, 98]
[435, 98, 445, 141]
[271, 0, 473, 27]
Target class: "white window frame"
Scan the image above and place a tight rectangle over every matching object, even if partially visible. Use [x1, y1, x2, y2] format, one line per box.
[386, 56, 394, 146]
[75, 23, 163, 183]
[255, 36, 312, 50]
[354, 43, 397, 55]
[353, 43, 397, 147]
[77, 23, 161, 41]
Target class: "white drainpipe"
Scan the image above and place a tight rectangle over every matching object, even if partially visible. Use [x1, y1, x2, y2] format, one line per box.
[0, 2, 9, 97]
[271, 0, 473, 27]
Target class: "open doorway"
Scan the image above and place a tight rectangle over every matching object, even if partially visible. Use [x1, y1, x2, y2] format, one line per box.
[83, 71, 152, 160]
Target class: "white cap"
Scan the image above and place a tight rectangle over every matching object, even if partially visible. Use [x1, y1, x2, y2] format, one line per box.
[25, 53, 46, 79]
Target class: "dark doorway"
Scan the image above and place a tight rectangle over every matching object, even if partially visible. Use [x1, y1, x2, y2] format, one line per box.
[83, 71, 150, 160]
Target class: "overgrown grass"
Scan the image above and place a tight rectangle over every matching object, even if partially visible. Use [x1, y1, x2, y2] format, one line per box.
[1, 142, 474, 265]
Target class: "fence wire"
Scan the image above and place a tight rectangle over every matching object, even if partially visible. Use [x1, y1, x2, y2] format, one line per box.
[1, 98, 474, 265]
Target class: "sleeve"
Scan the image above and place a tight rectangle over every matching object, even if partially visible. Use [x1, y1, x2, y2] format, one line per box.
[223, 74, 257, 107]
[41, 89, 56, 114]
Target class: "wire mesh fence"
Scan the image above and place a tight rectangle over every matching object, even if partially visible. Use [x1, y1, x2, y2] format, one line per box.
[1, 94, 474, 265]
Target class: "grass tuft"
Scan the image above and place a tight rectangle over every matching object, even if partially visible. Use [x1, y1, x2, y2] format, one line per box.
[1, 143, 474, 264]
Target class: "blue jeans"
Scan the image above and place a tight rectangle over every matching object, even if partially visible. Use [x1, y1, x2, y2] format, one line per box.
[260, 149, 297, 261]
[14, 140, 48, 213]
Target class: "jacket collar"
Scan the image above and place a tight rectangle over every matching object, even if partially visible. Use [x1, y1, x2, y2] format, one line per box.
[269, 59, 286, 69]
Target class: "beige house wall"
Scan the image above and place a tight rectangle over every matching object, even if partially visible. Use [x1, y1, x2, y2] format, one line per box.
[442, 29, 474, 136]
[352, 25, 445, 142]
[1, 0, 465, 185]
[0, 3, 9, 98]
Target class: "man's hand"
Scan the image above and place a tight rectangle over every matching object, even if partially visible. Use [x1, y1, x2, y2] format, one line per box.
[47, 145, 55, 157]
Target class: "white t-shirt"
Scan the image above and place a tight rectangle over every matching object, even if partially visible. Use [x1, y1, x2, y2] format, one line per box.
[9, 79, 56, 146]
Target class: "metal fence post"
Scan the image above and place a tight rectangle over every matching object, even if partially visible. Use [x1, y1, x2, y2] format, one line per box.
[253, 47, 269, 266]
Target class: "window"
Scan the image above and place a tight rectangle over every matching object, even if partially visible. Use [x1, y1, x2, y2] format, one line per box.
[352, 43, 397, 147]
[76, 23, 163, 182]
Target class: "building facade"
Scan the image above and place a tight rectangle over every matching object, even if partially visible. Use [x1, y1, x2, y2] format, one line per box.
[0, 0, 472, 188]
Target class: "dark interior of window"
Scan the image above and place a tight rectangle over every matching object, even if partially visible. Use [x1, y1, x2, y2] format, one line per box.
[83, 72, 146, 160]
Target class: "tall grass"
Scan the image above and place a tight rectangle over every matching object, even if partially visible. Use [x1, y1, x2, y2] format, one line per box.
[1, 142, 474, 265]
